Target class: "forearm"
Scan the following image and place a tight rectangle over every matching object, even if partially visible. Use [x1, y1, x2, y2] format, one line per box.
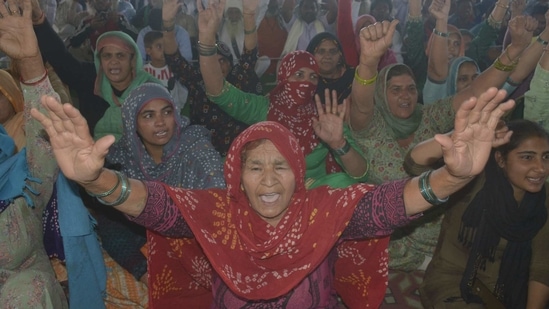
[350, 63, 377, 131]
[403, 166, 472, 215]
[82, 168, 148, 218]
[409, 135, 445, 166]
[428, 18, 449, 81]
[454, 43, 524, 111]
[199, 28, 224, 96]
[335, 147, 368, 178]
[527, 281, 549, 309]
[162, 24, 179, 54]
[243, 9, 257, 51]
[509, 30, 549, 84]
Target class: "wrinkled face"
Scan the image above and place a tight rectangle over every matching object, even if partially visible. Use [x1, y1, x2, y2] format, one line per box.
[455, 61, 478, 93]
[99, 45, 135, 91]
[145, 38, 165, 64]
[371, 2, 391, 21]
[287, 67, 319, 85]
[136, 99, 176, 154]
[226, 7, 242, 23]
[314, 40, 342, 76]
[0, 93, 15, 124]
[299, 0, 318, 23]
[496, 137, 549, 202]
[241, 140, 296, 227]
[447, 32, 462, 62]
[385, 74, 418, 119]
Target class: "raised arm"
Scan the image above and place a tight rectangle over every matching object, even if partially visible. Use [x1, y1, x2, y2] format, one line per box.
[452, 15, 536, 111]
[313, 90, 368, 178]
[350, 20, 399, 131]
[402, 87, 515, 215]
[524, 44, 549, 131]
[426, 0, 451, 82]
[507, 10, 549, 86]
[198, 0, 226, 96]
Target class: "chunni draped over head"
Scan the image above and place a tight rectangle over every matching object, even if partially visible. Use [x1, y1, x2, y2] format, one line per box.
[164, 121, 376, 300]
[375, 64, 423, 139]
[447, 56, 480, 96]
[93, 31, 160, 140]
[267, 50, 320, 156]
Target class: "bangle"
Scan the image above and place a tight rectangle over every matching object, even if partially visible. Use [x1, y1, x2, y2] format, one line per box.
[20, 69, 48, 85]
[197, 41, 218, 57]
[418, 170, 449, 205]
[432, 28, 449, 38]
[537, 36, 549, 46]
[97, 172, 132, 207]
[331, 139, 351, 156]
[244, 25, 257, 35]
[493, 55, 518, 72]
[354, 70, 377, 86]
[86, 170, 120, 198]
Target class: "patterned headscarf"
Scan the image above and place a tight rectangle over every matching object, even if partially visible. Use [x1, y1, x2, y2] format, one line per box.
[375, 64, 423, 139]
[165, 121, 375, 300]
[107, 83, 224, 188]
[267, 50, 319, 156]
[93, 31, 160, 140]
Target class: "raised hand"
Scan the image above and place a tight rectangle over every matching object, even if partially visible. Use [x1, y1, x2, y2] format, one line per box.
[428, 0, 450, 21]
[30, 96, 115, 185]
[510, 0, 526, 18]
[163, 0, 182, 23]
[197, 0, 225, 38]
[509, 15, 537, 50]
[435, 88, 515, 178]
[0, 0, 40, 60]
[312, 89, 347, 149]
[359, 20, 399, 66]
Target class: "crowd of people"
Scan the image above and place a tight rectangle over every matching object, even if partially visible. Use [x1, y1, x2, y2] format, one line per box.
[1, 0, 549, 307]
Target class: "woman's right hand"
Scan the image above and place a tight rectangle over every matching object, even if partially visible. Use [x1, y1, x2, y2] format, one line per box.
[0, 0, 40, 61]
[197, 0, 225, 40]
[359, 20, 399, 66]
[30, 96, 115, 185]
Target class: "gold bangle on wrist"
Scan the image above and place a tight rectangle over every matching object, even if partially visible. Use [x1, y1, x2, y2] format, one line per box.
[493, 56, 517, 72]
[354, 69, 377, 86]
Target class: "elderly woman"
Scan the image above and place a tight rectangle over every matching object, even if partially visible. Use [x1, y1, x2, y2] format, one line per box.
[33, 77, 514, 307]
[350, 16, 535, 271]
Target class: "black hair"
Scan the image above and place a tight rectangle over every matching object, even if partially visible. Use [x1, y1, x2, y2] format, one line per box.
[144, 30, 163, 48]
[495, 119, 549, 159]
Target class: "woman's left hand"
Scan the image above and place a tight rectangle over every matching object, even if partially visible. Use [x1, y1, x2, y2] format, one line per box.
[313, 89, 347, 149]
[435, 88, 515, 178]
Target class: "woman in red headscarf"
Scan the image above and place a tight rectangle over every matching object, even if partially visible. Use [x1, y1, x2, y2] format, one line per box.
[33, 80, 514, 307]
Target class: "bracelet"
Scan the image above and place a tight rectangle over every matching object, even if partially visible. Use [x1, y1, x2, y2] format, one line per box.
[331, 139, 351, 156]
[97, 171, 132, 207]
[432, 28, 449, 38]
[493, 56, 518, 72]
[20, 69, 48, 85]
[354, 70, 377, 86]
[537, 36, 549, 46]
[418, 170, 449, 205]
[487, 14, 503, 28]
[244, 25, 257, 35]
[86, 170, 121, 198]
[197, 41, 218, 57]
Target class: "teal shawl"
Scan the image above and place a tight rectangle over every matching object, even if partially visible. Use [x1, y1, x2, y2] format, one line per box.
[374, 64, 423, 139]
